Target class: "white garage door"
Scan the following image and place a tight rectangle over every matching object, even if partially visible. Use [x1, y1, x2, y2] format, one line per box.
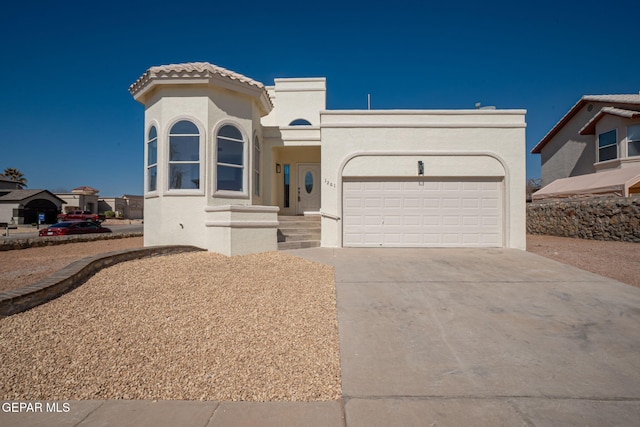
[343, 179, 502, 247]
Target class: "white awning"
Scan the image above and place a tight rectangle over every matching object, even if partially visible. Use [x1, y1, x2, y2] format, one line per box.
[533, 165, 640, 201]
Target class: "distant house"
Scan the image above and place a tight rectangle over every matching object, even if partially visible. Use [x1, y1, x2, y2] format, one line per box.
[531, 94, 640, 200]
[99, 195, 143, 219]
[0, 175, 23, 190]
[0, 189, 65, 224]
[56, 186, 100, 214]
[56, 186, 143, 220]
[129, 62, 527, 255]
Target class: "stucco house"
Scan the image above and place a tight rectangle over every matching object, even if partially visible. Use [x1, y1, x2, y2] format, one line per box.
[129, 62, 526, 255]
[99, 195, 144, 220]
[0, 189, 65, 224]
[0, 175, 23, 190]
[56, 186, 101, 214]
[531, 94, 640, 200]
[56, 187, 143, 220]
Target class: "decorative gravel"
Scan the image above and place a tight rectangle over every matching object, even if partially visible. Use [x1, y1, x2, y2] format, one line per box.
[0, 251, 341, 401]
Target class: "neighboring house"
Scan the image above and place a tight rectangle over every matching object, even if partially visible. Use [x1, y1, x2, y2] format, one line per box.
[57, 187, 143, 219]
[56, 186, 101, 214]
[99, 195, 143, 219]
[129, 62, 526, 255]
[0, 189, 65, 224]
[531, 94, 640, 200]
[0, 175, 23, 190]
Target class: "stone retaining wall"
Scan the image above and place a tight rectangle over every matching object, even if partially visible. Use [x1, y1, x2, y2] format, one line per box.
[527, 197, 640, 242]
[0, 232, 143, 251]
[0, 245, 204, 317]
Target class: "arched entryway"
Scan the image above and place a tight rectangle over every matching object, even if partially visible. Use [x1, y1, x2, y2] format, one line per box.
[23, 199, 59, 224]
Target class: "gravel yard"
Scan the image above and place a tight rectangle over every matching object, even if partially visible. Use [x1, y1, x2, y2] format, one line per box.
[1, 233, 638, 402]
[0, 251, 341, 401]
[0, 237, 145, 292]
[527, 234, 640, 288]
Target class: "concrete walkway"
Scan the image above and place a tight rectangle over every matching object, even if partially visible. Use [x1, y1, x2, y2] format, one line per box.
[2, 248, 640, 426]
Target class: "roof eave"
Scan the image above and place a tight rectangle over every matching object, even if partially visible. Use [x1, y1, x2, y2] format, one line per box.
[129, 63, 274, 114]
[531, 98, 586, 154]
[580, 107, 640, 136]
[532, 95, 640, 154]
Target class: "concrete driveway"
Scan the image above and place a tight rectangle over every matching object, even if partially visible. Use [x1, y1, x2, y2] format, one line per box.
[290, 247, 640, 426]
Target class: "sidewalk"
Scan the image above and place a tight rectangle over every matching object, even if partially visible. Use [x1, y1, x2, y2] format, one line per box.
[0, 400, 345, 427]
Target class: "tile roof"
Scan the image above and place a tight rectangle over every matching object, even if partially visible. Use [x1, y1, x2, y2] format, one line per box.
[531, 94, 640, 153]
[129, 62, 266, 96]
[580, 107, 640, 135]
[581, 94, 640, 104]
[72, 186, 99, 194]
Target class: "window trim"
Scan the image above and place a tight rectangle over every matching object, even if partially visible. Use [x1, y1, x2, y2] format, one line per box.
[213, 121, 249, 199]
[254, 134, 261, 197]
[597, 129, 618, 163]
[165, 118, 204, 195]
[146, 124, 159, 196]
[628, 124, 640, 158]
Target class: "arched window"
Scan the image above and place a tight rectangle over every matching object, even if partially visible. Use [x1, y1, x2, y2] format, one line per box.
[254, 135, 261, 196]
[169, 120, 200, 190]
[289, 118, 312, 126]
[147, 126, 158, 192]
[217, 125, 244, 192]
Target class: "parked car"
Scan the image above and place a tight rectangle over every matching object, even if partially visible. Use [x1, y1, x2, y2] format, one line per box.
[39, 221, 112, 237]
[56, 210, 105, 223]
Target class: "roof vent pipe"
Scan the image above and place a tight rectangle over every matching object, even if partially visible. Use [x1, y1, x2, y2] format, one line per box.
[475, 102, 496, 110]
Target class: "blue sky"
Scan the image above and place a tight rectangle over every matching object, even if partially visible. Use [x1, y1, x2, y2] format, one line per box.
[1, 0, 638, 196]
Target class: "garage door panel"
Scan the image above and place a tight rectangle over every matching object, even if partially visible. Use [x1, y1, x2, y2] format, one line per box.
[482, 198, 499, 209]
[363, 182, 382, 191]
[403, 215, 421, 226]
[384, 198, 402, 209]
[384, 181, 403, 191]
[423, 199, 440, 209]
[482, 216, 499, 226]
[403, 198, 421, 209]
[442, 198, 460, 208]
[423, 215, 441, 226]
[462, 198, 480, 209]
[462, 181, 480, 191]
[364, 233, 383, 244]
[462, 216, 479, 226]
[363, 215, 382, 226]
[343, 179, 502, 248]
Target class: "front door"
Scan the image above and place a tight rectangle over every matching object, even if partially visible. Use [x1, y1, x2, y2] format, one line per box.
[297, 163, 320, 214]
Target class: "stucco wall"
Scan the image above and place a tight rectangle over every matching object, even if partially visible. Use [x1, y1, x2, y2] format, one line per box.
[319, 110, 527, 249]
[142, 85, 267, 252]
[262, 78, 326, 127]
[0, 204, 16, 223]
[540, 104, 599, 187]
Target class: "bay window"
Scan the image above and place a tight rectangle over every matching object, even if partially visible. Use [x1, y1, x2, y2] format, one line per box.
[169, 120, 200, 190]
[216, 125, 244, 192]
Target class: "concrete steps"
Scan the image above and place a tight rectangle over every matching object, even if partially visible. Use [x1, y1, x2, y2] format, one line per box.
[277, 215, 321, 250]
